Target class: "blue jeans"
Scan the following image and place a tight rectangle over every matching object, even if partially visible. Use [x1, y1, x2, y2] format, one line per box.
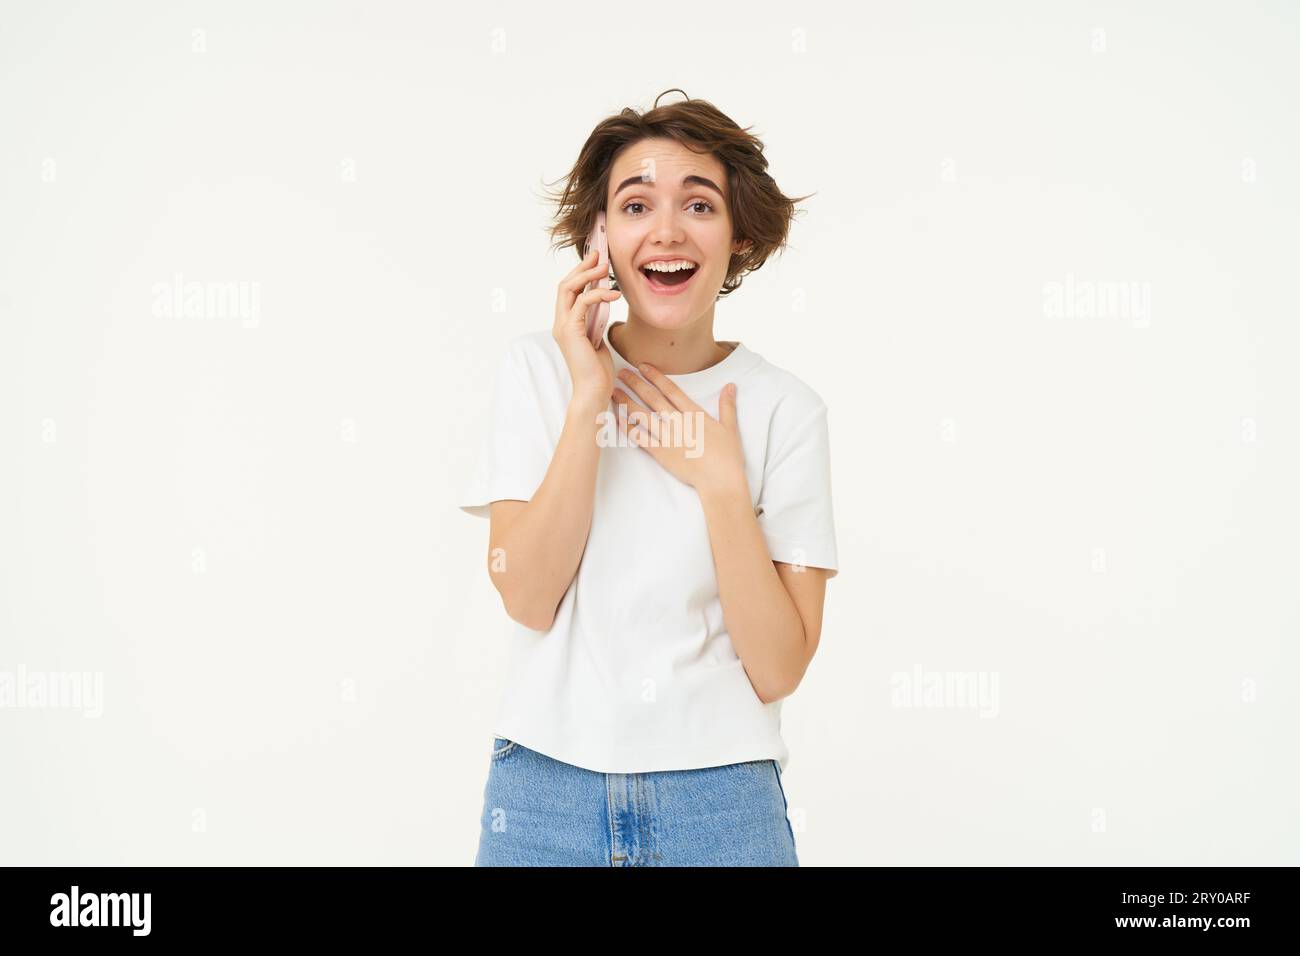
[474, 737, 799, 866]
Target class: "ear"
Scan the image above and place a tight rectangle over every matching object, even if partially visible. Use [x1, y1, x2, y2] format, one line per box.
[732, 238, 754, 257]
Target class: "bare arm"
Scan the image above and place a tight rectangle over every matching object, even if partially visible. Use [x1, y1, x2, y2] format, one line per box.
[487, 394, 608, 631]
[698, 479, 831, 703]
[482, 239, 622, 630]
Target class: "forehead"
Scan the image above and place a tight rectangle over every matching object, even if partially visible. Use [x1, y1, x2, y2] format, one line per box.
[608, 137, 726, 188]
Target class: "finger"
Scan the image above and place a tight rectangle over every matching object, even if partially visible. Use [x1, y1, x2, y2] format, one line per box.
[615, 366, 673, 416]
[610, 386, 638, 409]
[573, 285, 621, 307]
[610, 388, 660, 445]
[565, 265, 612, 296]
[566, 245, 597, 273]
[718, 382, 737, 431]
[627, 420, 653, 451]
[556, 249, 612, 309]
[636, 363, 703, 415]
[557, 248, 596, 297]
[562, 256, 614, 297]
[610, 387, 649, 427]
[564, 287, 622, 327]
[622, 410, 658, 451]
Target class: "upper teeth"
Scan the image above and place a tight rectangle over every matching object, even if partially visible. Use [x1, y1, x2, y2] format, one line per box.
[644, 260, 697, 273]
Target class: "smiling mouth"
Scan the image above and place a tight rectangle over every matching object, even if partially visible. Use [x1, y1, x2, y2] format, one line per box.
[640, 263, 699, 294]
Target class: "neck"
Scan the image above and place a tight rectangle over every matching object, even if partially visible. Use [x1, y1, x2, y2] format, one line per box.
[610, 310, 733, 375]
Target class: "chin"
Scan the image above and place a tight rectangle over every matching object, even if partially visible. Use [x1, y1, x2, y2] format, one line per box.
[627, 284, 723, 331]
[629, 306, 701, 331]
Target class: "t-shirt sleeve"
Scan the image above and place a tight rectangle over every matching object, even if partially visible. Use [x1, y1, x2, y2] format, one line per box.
[755, 402, 840, 578]
[458, 343, 555, 519]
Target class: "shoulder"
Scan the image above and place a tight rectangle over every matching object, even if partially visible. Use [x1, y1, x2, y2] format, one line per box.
[498, 330, 568, 388]
[503, 329, 562, 369]
[487, 332, 572, 429]
[742, 348, 829, 431]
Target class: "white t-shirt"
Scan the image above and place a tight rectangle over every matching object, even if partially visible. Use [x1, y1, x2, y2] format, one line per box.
[459, 321, 839, 774]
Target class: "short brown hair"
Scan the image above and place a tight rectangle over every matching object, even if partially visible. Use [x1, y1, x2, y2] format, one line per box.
[542, 89, 813, 299]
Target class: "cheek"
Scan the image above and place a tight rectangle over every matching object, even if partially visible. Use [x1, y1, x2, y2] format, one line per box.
[612, 253, 633, 282]
[707, 253, 732, 281]
[608, 238, 635, 274]
[703, 230, 735, 268]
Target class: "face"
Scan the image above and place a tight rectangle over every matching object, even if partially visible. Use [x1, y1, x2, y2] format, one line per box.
[604, 137, 750, 330]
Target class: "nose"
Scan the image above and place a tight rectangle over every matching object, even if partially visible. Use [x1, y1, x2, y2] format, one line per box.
[648, 206, 687, 246]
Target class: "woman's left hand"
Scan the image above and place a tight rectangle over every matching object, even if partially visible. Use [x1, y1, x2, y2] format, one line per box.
[611, 363, 747, 499]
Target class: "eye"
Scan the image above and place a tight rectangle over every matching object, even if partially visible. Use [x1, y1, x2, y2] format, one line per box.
[619, 199, 716, 216]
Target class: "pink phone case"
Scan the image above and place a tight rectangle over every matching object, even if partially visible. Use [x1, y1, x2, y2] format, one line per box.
[582, 210, 611, 347]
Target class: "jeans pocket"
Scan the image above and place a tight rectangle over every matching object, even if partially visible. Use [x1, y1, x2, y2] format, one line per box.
[490, 736, 519, 761]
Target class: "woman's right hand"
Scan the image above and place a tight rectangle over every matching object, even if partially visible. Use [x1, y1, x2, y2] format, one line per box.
[553, 247, 621, 408]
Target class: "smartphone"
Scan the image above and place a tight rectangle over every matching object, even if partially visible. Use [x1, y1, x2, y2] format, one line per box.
[582, 210, 611, 348]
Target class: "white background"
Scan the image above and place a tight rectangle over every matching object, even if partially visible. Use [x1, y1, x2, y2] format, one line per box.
[1, 0, 1296, 865]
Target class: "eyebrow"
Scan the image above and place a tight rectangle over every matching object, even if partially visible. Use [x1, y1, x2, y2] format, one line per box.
[613, 173, 725, 200]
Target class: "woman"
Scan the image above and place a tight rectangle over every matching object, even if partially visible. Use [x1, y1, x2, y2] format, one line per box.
[459, 90, 839, 866]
